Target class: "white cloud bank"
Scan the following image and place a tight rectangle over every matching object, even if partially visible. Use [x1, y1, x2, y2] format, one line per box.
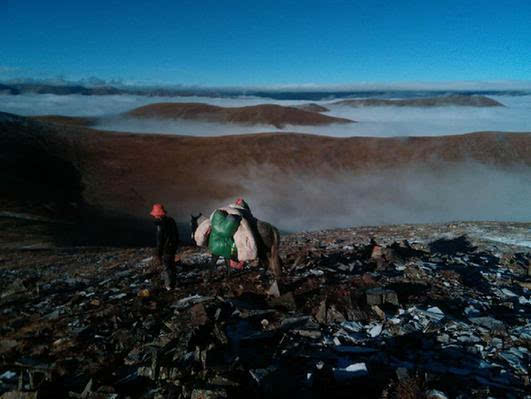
[1, 93, 530, 137]
[1, 92, 529, 229]
[226, 163, 531, 232]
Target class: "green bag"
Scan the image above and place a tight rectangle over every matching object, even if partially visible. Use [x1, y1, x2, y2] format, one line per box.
[211, 210, 241, 237]
[208, 210, 241, 259]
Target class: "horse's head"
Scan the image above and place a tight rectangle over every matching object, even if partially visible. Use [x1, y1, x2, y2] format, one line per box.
[190, 213, 202, 243]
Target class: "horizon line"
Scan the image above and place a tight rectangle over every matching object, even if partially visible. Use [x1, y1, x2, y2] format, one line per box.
[2, 77, 531, 92]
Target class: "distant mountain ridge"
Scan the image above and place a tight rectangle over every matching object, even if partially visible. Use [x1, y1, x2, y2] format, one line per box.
[333, 95, 503, 107]
[0, 83, 20, 94]
[1, 82, 529, 101]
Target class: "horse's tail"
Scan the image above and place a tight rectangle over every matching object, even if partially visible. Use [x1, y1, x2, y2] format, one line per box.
[269, 227, 283, 277]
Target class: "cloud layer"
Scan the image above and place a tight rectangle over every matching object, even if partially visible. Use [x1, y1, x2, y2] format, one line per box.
[229, 163, 531, 232]
[1, 92, 529, 229]
[1, 93, 530, 137]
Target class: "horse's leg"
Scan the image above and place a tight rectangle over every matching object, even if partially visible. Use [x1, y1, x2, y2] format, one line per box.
[209, 255, 219, 272]
[258, 256, 270, 280]
[224, 258, 231, 276]
[268, 228, 282, 278]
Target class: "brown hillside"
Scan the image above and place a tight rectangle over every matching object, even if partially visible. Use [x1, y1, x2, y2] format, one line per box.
[78, 130, 530, 217]
[1, 111, 530, 245]
[126, 102, 353, 128]
[333, 95, 503, 107]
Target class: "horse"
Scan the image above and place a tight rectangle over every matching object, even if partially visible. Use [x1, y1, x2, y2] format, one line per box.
[190, 213, 202, 245]
[190, 212, 283, 277]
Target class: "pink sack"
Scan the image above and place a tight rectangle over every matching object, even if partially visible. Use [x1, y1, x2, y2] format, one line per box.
[229, 259, 244, 270]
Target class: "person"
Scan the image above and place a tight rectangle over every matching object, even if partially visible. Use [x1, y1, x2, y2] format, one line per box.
[150, 204, 179, 290]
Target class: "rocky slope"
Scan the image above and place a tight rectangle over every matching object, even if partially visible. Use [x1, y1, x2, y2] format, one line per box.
[0, 221, 529, 398]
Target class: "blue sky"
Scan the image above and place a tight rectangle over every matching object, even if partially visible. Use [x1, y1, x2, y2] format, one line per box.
[2, 0, 530, 86]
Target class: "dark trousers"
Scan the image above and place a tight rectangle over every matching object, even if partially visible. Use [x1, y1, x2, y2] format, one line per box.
[161, 255, 176, 289]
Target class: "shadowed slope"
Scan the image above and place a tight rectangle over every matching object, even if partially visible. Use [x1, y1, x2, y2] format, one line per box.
[31, 115, 97, 127]
[0, 113, 84, 218]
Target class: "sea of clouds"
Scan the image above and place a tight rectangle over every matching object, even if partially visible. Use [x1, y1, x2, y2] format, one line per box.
[222, 162, 531, 232]
[1, 93, 530, 137]
[1, 91, 530, 230]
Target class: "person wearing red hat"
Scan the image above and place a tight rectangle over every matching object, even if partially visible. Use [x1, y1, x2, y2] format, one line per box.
[150, 204, 179, 290]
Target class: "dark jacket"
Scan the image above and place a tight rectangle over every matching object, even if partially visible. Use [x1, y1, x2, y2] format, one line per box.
[155, 216, 179, 257]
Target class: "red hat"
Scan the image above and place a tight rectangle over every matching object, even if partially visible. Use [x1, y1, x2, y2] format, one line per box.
[150, 203, 166, 217]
